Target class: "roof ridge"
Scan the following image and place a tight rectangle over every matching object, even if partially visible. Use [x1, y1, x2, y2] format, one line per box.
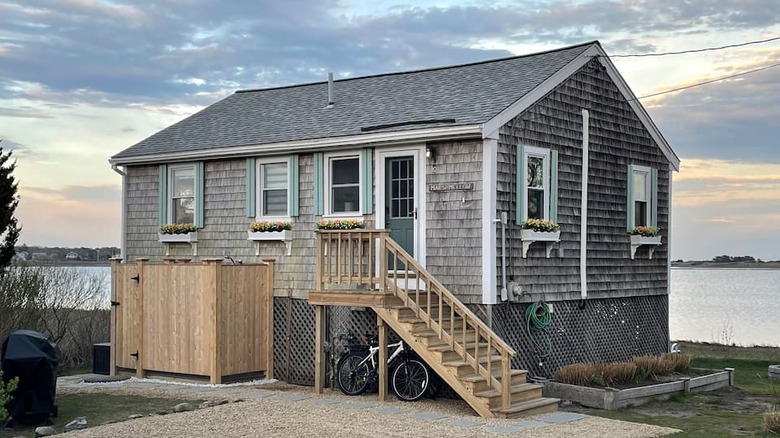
[234, 40, 599, 95]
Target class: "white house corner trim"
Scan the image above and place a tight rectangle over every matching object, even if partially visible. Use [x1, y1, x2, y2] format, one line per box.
[111, 164, 128, 260]
[579, 109, 590, 300]
[482, 138, 498, 305]
[667, 167, 674, 294]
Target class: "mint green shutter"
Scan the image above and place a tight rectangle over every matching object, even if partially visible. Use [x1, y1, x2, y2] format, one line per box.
[650, 168, 658, 228]
[158, 164, 168, 227]
[194, 162, 205, 228]
[550, 150, 559, 223]
[361, 148, 373, 214]
[246, 158, 256, 218]
[289, 155, 300, 217]
[515, 144, 526, 225]
[313, 152, 324, 216]
[626, 164, 634, 232]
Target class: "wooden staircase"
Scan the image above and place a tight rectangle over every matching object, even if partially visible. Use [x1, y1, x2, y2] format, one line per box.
[308, 230, 559, 419]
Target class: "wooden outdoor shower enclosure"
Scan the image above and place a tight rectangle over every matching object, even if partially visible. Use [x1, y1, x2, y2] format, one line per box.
[110, 258, 274, 383]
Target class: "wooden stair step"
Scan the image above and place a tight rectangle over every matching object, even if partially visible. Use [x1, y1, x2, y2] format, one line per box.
[475, 383, 543, 409]
[494, 397, 560, 419]
[427, 342, 487, 353]
[441, 354, 502, 368]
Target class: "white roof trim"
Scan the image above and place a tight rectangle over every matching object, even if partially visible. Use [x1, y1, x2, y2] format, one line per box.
[481, 44, 680, 171]
[109, 124, 482, 165]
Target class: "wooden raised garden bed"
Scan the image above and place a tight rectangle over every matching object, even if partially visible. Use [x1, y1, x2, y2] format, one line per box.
[542, 368, 733, 410]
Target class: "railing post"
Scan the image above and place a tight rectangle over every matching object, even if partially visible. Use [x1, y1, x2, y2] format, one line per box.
[314, 305, 325, 394]
[378, 315, 388, 401]
[315, 231, 323, 291]
[502, 350, 511, 411]
[379, 231, 388, 294]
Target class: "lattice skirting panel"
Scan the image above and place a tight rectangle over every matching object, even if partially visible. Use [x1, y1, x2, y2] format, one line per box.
[490, 295, 669, 379]
[273, 300, 385, 387]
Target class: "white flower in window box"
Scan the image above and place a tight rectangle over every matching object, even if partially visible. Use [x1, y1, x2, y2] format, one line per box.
[519, 219, 560, 258]
[630, 226, 662, 259]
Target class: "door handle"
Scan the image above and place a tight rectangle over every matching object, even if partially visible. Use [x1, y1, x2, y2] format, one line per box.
[413, 208, 418, 219]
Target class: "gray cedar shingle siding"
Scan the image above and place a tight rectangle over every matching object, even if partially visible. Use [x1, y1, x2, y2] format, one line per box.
[425, 140, 484, 303]
[124, 154, 376, 300]
[497, 63, 669, 302]
[112, 44, 592, 160]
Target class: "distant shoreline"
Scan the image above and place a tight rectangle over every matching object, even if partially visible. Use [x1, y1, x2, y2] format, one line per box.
[18, 261, 111, 267]
[672, 261, 780, 269]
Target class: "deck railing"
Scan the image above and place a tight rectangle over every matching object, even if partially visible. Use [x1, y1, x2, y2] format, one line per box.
[316, 229, 517, 410]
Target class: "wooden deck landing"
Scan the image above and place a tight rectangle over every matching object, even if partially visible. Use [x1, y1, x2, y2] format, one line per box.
[308, 290, 401, 308]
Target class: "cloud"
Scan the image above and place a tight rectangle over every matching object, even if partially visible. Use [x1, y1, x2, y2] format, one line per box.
[15, 183, 120, 246]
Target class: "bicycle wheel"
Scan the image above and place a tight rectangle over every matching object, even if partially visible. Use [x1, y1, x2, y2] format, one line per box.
[336, 353, 371, 396]
[391, 358, 430, 401]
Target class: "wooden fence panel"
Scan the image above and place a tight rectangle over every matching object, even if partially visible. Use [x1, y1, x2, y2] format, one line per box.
[142, 264, 212, 375]
[218, 265, 269, 375]
[112, 260, 273, 381]
[113, 263, 142, 370]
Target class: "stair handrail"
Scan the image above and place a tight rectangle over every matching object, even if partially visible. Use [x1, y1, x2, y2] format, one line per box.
[382, 236, 516, 406]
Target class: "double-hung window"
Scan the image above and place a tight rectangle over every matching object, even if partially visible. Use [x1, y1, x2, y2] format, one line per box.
[158, 162, 203, 228]
[313, 149, 373, 217]
[516, 145, 558, 224]
[245, 156, 299, 219]
[258, 160, 289, 218]
[627, 164, 658, 230]
[325, 154, 361, 215]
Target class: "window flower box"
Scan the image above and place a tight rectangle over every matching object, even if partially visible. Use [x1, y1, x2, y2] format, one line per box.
[247, 223, 292, 256]
[158, 225, 198, 256]
[630, 234, 662, 260]
[519, 219, 561, 258]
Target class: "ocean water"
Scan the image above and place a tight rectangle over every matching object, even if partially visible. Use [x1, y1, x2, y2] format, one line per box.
[86, 266, 779, 346]
[670, 268, 780, 346]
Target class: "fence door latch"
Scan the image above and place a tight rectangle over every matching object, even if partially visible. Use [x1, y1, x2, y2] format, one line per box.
[110, 301, 121, 306]
[130, 274, 140, 283]
[130, 351, 139, 359]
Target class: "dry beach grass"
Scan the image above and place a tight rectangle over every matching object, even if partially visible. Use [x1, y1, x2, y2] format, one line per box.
[54, 377, 679, 438]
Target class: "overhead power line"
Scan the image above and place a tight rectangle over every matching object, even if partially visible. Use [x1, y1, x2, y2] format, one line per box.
[636, 61, 780, 100]
[613, 35, 780, 58]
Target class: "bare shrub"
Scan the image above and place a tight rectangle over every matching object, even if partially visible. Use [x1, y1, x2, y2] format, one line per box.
[0, 266, 45, 338]
[0, 266, 109, 367]
[557, 354, 691, 387]
[554, 363, 593, 386]
[661, 352, 691, 373]
[764, 406, 780, 434]
[600, 361, 637, 386]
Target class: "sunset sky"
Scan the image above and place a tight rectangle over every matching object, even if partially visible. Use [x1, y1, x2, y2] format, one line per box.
[1, 0, 778, 261]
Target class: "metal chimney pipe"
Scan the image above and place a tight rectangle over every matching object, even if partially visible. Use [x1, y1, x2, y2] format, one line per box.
[327, 72, 334, 106]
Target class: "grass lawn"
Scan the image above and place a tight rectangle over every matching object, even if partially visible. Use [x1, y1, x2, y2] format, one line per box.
[570, 342, 780, 437]
[1, 393, 203, 438]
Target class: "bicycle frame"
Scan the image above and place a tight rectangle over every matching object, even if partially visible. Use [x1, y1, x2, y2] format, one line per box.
[359, 340, 406, 373]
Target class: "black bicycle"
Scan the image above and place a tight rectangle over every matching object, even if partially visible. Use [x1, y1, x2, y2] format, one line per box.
[336, 334, 431, 401]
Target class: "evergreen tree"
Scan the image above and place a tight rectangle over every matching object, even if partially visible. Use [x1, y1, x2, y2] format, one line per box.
[0, 144, 20, 269]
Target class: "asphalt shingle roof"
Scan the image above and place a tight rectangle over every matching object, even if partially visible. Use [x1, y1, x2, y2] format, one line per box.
[112, 42, 595, 160]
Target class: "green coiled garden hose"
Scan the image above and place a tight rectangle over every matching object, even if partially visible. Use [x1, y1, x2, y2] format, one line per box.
[525, 301, 552, 358]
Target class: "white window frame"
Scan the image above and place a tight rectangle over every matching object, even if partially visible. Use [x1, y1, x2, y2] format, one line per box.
[632, 165, 652, 227]
[168, 163, 197, 224]
[256, 157, 291, 221]
[521, 146, 551, 221]
[323, 151, 362, 217]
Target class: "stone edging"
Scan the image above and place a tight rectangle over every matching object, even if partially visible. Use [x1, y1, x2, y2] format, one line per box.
[542, 369, 732, 410]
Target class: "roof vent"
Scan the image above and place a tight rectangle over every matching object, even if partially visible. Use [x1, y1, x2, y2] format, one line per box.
[326, 72, 334, 108]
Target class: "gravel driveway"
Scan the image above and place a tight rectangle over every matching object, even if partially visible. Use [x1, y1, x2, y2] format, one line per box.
[55, 376, 678, 437]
